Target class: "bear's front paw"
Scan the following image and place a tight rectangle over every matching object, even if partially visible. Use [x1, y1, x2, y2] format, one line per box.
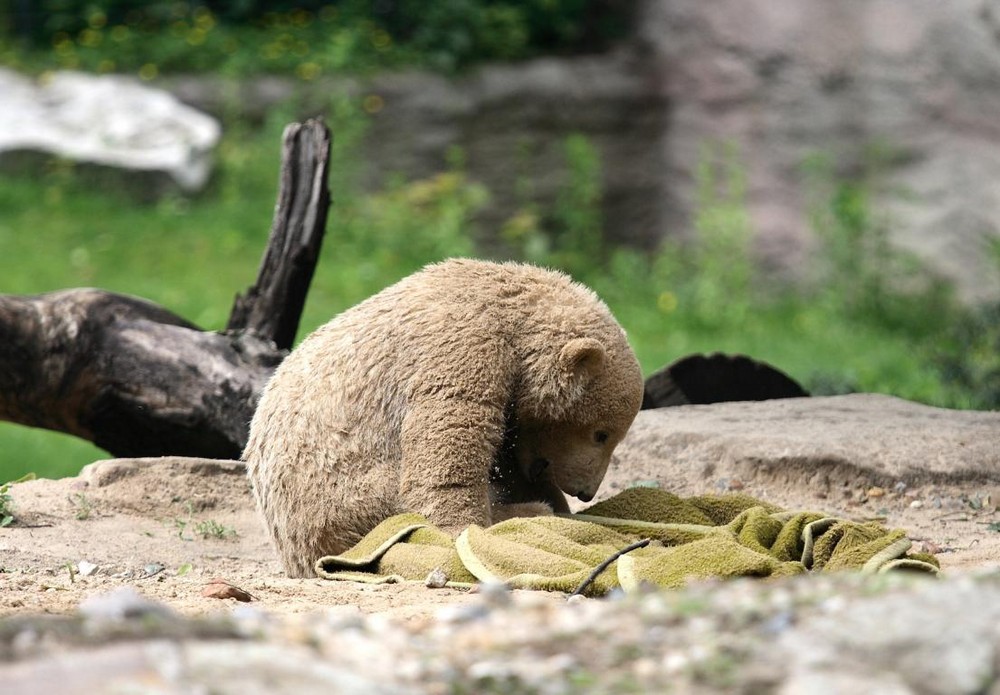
[490, 501, 554, 524]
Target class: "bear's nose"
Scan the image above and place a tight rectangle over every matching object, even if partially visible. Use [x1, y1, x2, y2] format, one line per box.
[575, 491, 594, 503]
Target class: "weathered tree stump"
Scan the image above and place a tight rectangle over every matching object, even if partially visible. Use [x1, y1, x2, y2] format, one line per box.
[227, 120, 332, 350]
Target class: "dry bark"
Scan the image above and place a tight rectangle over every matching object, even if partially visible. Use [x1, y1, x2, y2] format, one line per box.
[227, 120, 332, 350]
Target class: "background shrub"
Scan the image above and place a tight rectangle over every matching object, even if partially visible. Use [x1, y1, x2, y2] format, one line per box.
[0, 0, 634, 74]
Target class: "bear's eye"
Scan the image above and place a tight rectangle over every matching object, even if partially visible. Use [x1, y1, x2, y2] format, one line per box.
[594, 431, 609, 444]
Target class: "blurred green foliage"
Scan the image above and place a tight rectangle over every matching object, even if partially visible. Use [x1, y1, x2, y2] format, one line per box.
[0, 0, 632, 76]
[499, 137, 994, 412]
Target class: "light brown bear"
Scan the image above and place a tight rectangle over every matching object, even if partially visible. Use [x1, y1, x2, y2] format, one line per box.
[244, 258, 644, 577]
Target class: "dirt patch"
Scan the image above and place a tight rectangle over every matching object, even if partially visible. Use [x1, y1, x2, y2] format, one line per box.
[1, 457, 494, 621]
[2, 440, 999, 621]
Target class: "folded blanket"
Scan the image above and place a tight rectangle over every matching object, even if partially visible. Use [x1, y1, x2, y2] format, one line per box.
[316, 487, 939, 596]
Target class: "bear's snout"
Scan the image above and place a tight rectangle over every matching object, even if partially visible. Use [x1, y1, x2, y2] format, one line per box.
[575, 491, 594, 503]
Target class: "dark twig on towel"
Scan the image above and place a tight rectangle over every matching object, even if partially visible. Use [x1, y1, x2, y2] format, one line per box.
[569, 538, 652, 598]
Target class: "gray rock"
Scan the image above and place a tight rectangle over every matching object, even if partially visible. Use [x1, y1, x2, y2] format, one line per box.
[75, 561, 99, 577]
[612, 394, 1000, 492]
[79, 586, 176, 622]
[0, 68, 220, 197]
[3, 639, 418, 695]
[76, 456, 248, 516]
[637, 0, 1000, 302]
[783, 577, 1000, 695]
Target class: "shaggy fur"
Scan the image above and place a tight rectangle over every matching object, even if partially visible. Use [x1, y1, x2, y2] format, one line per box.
[244, 258, 644, 577]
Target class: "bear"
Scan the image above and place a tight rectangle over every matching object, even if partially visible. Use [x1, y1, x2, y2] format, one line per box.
[244, 258, 644, 577]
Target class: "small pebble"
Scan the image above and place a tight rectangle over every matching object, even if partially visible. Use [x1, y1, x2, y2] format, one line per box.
[468, 660, 513, 681]
[230, 603, 270, 628]
[605, 587, 627, 602]
[11, 629, 40, 655]
[79, 586, 175, 622]
[921, 540, 943, 554]
[478, 581, 512, 608]
[425, 568, 448, 589]
[202, 581, 253, 602]
[910, 500, 924, 509]
[317, 605, 365, 631]
[436, 603, 490, 624]
[76, 560, 99, 577]
[760, 610, 794, 635]
[663, 651, 690, 674]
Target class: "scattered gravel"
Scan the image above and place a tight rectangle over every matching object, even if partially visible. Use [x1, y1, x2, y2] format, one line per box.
[5, 572, 1000, 694]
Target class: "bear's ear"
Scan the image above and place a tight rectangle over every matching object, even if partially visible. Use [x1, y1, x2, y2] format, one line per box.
[558, 337, 606, 384]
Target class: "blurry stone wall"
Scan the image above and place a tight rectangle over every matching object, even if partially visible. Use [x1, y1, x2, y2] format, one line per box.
[637, 0, 1000, 302]
[168, 0, 1000, 303]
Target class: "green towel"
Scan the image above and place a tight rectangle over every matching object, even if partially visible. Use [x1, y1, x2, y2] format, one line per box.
[316, 487, 939, 595]
[457, 516, 637, 595]
[314, 512, 477, 587]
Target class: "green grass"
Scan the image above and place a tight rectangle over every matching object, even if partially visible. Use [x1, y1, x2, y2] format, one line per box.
[0, 105, 993, 483]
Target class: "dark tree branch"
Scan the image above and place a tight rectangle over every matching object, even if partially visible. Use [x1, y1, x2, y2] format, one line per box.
[227, 119, 332, 350]
[0, 120, 333, 458]
[0, 290, 280, 458]
[569, 538, 652, 597]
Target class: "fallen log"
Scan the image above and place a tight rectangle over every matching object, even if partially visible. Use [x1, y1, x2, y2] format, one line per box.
[0, 120, 332, 458]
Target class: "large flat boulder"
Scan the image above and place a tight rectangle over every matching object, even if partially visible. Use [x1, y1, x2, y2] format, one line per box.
[601, 394, 1000, 571]
[609, 393, 1000, 496]
[0, 68, 220, 197]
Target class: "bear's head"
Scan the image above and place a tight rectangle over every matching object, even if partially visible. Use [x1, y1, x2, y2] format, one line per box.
[514, 336, 644, 502]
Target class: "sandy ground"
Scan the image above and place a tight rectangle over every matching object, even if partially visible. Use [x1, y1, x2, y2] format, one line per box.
[3, 447, 999, 623]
